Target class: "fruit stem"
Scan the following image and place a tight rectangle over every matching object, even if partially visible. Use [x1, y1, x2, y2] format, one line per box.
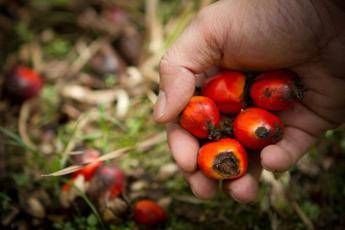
[272, 123, 283, 142]
[207, 120, 234, 141]
[293, 77, 306, 100]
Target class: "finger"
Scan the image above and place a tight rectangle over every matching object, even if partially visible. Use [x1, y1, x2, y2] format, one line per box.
[278, 102, 336, 137]
[167, 122, 199, 173]
[293, 65, 345, 124]
[223, 153, 262, 204]
[184, 171, 218, 200]
[153, 3, 223, 123]
[261, 103, 334, 172]
[261, 126, 316, 172]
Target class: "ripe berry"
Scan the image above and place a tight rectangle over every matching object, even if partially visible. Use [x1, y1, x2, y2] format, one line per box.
[198, 138, 248, 180]
[202, 70, 246, 114]
[95, 166, 126, 198]
[250, 70, 304, 111]
[5, 66, 43, 101]
[180, 96, 220, 139]
[233, 108, 284, 150]
[133, 199, 167, 226]
[72, 150, 103, 181]
[61, 178, 75, 192]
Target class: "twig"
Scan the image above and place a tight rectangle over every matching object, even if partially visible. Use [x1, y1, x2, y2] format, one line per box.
[173, 195, 209, 204]
[146, 90, 157, 104]
[55, 38, 108, 83]
[114, 89, 130, 119]
[140, 1, 194, 83]
[18, 100, 37, 151]
[42, 165, 84, 177]
[136, 132, 166, 151]
[60, 110, 100, 167]
[61, 85, 119, 105]
[45, 132, 166, 177]
[67, 38, 107, 78]
[31, 41, 43, 72]
[146, 0, 163, 54]
[97, 147, 131, 162]
[291, 201, 314, 230]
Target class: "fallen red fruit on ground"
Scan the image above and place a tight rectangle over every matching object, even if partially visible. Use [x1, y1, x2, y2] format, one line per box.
[5, 66, 43, 101]
[96, 165, 126, 198]
[72, 150, 103, 181]
[133, 199, 167, 226]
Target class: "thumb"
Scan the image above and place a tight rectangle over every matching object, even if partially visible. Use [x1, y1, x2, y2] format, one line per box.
[153, 3, 224, 123]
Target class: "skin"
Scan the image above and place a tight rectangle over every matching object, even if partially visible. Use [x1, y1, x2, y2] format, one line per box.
[154, 0, 345, 203]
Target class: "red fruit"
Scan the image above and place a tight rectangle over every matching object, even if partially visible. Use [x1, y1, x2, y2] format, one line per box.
[202, 70, 246, 114]
[96, 166, 126, 198]
[250, 70, 304, 111]
[233, 108, 284, 150]
[72, 161, 102, 181]
[133, 199, 167, 226]
[72, 150, 102, 181]
[61, 178, 75, 192]
[5, 66, 43, 101]
[180, 96, 220, 139]
[198, 138, 248, 180]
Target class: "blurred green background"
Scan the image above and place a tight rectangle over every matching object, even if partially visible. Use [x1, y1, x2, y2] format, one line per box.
[0, 0, 344, 229]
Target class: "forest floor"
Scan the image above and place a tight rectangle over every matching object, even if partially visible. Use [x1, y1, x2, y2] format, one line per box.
[0, 1, 344, 229]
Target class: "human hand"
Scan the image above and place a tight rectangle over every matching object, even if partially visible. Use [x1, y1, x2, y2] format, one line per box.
[154, 0, 345, 203]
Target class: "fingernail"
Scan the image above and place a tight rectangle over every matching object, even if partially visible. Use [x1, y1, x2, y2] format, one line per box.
[190, 184, 201, 199]
[154, 90, 166, 120]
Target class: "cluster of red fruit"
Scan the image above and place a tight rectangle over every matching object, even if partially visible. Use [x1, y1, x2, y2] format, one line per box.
[62, 150, 167, 226]
[180, 70, 304, 180]
[3, 66, 168, 226]
[61, 150, 125, 199]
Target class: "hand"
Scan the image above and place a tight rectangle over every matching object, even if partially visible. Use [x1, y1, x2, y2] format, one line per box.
[154, 0, 345, 203]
